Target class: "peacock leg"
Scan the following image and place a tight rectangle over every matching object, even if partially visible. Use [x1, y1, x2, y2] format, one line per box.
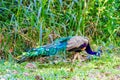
[72, 52, 80, 62]
[77, 53, 81, 62]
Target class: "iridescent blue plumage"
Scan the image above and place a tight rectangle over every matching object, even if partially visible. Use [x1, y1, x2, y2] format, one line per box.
[27, 37, 71, 56]
[27, 41, 67, 57]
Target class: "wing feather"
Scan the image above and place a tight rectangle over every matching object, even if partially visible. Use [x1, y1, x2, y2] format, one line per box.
[66, 36, 88, 50]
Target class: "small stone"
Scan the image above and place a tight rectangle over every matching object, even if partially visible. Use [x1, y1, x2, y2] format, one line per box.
[25, 63, 37, 69]
[0, 78, 6, 80]
[13, 70, 18, 74]
[35, 75, 42, 80]
[72, 76, 80, 80]
[23, 72, 30, 76]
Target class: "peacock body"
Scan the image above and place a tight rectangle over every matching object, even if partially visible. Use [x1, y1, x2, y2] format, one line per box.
[16, 36, 101, 63]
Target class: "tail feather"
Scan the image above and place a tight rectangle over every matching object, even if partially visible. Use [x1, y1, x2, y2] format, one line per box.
[16, 56, 28, 63]
[16, 39, 68, 63]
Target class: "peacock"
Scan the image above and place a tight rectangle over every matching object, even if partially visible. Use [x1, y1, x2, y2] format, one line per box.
[16, 36, 102, 63]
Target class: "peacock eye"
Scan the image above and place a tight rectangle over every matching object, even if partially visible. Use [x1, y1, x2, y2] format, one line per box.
[46, 49, 49, 51]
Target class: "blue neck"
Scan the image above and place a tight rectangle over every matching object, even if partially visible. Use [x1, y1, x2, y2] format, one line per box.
[85, 43, 97, 55]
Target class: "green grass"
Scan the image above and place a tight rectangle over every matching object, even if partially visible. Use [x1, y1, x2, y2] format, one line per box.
[0, 53, 120, 80]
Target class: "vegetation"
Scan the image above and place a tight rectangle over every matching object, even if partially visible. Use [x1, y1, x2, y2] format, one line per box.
[0, 0, 120, 80]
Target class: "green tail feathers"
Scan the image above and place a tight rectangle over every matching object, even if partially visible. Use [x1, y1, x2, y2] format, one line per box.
[16, 37, 71, 63]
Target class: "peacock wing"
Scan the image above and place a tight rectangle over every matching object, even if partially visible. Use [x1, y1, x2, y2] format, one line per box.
[66, 36, 89, 50]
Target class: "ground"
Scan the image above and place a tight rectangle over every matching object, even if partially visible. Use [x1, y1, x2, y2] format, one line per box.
[0, 52, 120, 80]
